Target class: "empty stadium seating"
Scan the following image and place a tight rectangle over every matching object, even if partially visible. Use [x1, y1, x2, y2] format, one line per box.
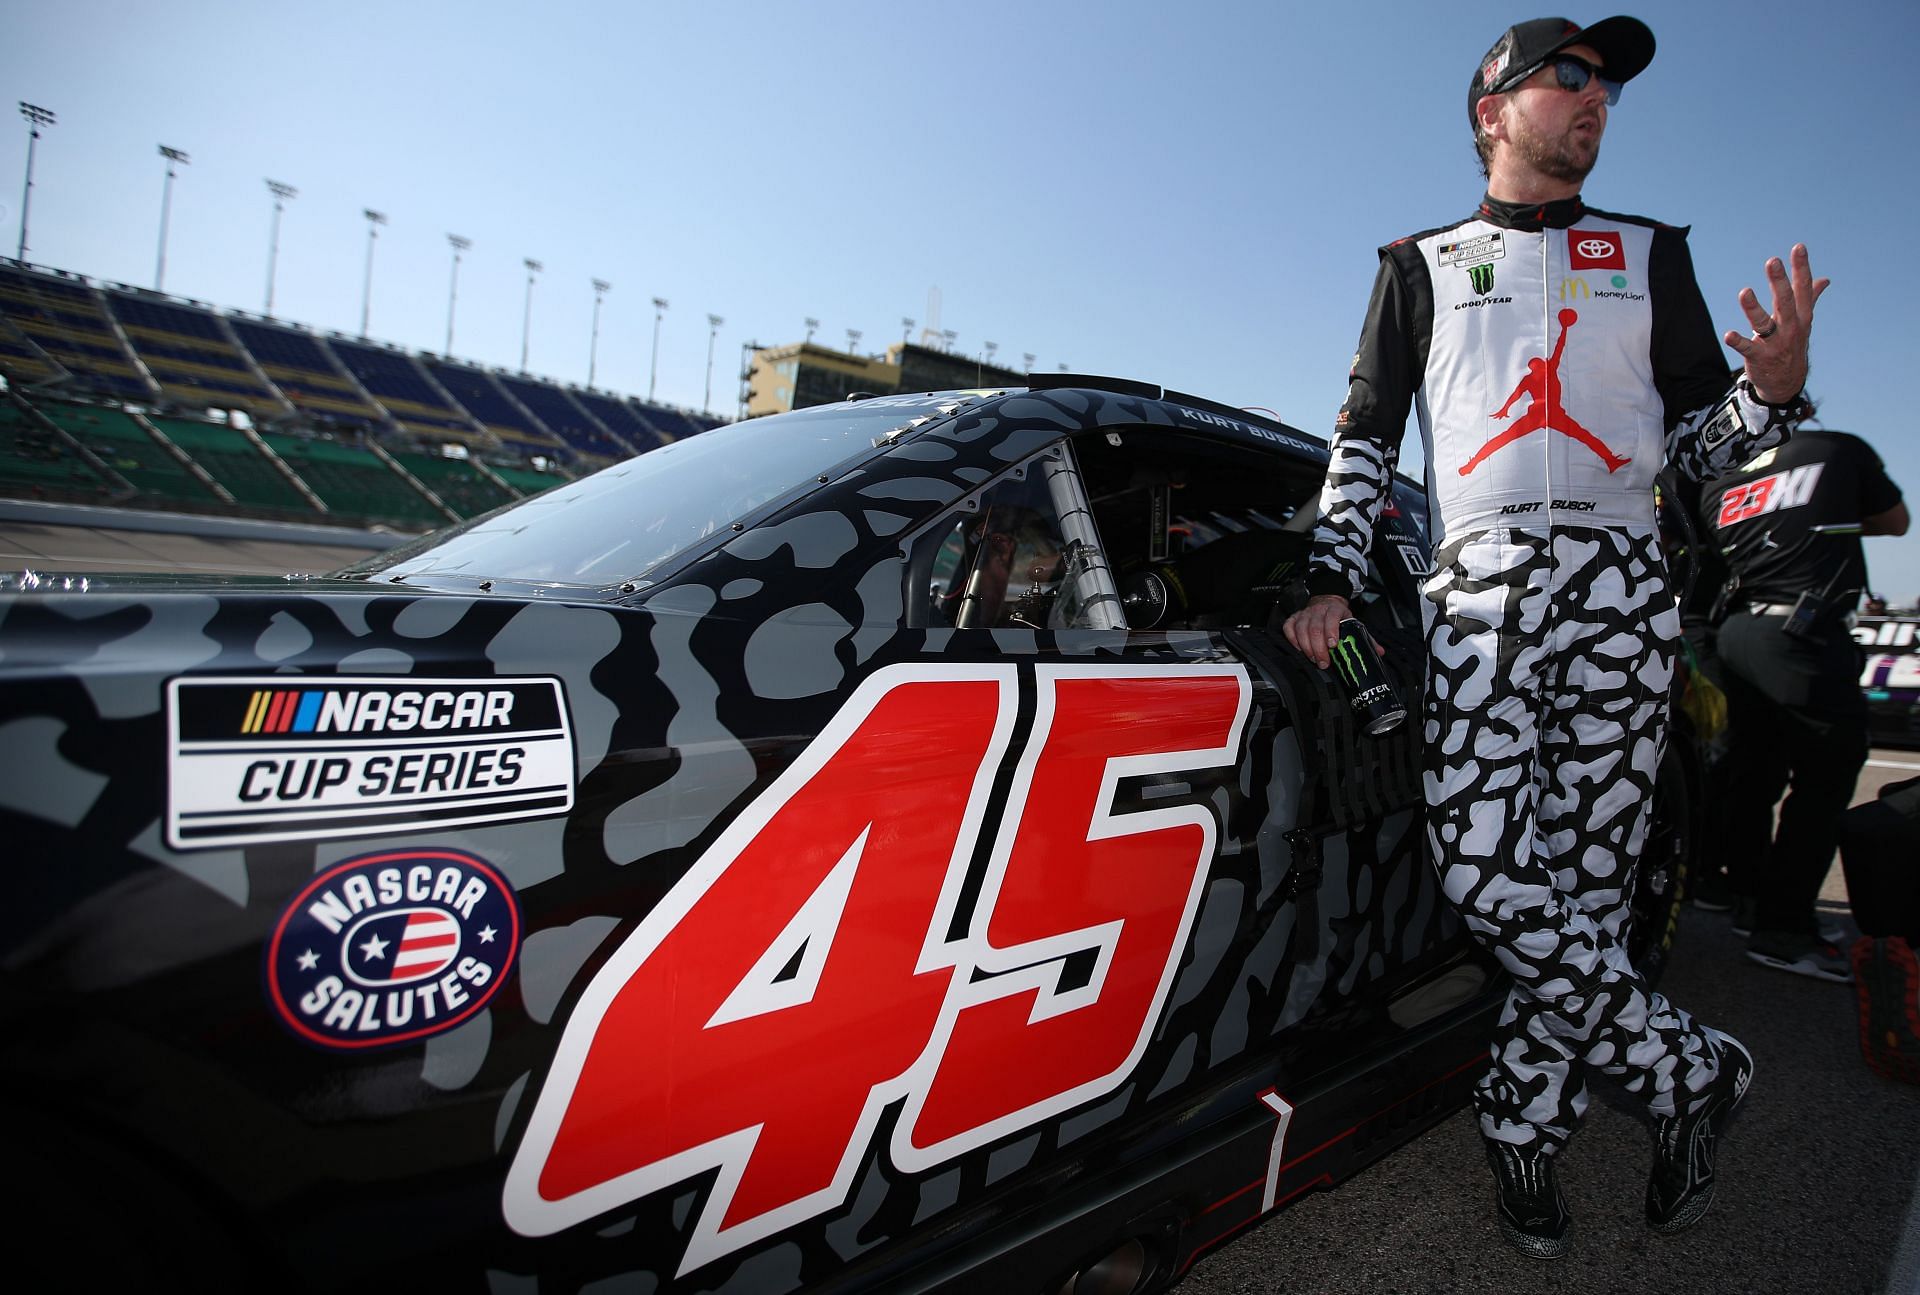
[147, 415, 316, 515]
[0, 399, 113, 501]
[499, 377, 632, 459]
[106, 291, 288, 420]
[423, 360, 563, 454]
[227, 318, 382, 430]
[391, 449, 518, 519]
[0, 258, 731, 540]
[0, 265, 152, 401]
[30, 401, 219, 507]
[258, 432, 449, 528]
[574, 390, 670, 452]
[330, 340, 479, 441]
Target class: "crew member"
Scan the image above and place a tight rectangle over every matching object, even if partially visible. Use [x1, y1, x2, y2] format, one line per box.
[1281, 14, 1827, 1259]
[1702, 425, 1906, 980]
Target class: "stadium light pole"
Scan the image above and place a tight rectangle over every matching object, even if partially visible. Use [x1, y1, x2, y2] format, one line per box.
[358, 209, 387, 337]
[901, 317, 915, 345]
[444, 234, 470, 356]
[846, 328, 862, 357]
[1022, 351, 1036, 374]
[941, 329, 958, 354]
[520, 258, 543, 372]
[153, 145, 189, 292]
[803, 316, 818, 345]
[262, 179, 297, 317]
[738, 338, 758, 421]
[703, 313, 724, 414]
[648, 297, 668, 400]
[589, 278, 611, 389]
[16, 102, 56, 262]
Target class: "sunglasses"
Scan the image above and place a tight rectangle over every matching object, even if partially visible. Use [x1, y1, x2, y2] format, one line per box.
[1541, 53, 1622, 105]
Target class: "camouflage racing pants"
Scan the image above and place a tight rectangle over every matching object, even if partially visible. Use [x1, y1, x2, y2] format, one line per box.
[1421, 525, 1732, 1153]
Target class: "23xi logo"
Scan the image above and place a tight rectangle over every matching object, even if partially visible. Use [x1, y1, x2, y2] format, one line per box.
[503, 663, 1250, 1274]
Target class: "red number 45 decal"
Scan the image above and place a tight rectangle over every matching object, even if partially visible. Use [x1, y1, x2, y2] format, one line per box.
[503, 662, 1250, 1273]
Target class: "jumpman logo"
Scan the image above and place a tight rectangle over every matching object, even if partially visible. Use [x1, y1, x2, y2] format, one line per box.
[1459, 308, 1631, 475]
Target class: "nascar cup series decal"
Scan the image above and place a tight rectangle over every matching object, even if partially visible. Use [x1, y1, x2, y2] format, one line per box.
[266, 847, 521, 1049]
[165, 675, 575, 848]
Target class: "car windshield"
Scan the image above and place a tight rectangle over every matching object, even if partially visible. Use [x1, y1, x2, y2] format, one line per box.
[346, 398, 965, 589]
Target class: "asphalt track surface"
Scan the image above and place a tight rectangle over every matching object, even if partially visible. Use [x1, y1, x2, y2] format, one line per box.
[7, 512, 1919, 1294]
[1183, 758, 1920, 1295]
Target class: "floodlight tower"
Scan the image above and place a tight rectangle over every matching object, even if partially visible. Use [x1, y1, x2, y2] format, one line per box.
[648, 297, 669, 400]
[154, 145, 189, 291]
[941, 329, 958, 354]
[804, 316, 819, 344]
[521, 259, 543, 371]
[845, 328, 862, 356]
[901, 317, 915, 345]
[1022, 351, 1035, 374]
[589, 278, 611, 388]
[262, 179, 297, 316]
[738, 338, 759, 421]
[16, 102, 56, 262]
[444, 234, 470, 355]
[704, 313, 724, 414]
[359, 209, 388, 337]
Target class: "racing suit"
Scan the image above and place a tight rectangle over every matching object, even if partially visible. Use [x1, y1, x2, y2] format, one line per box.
[1305, 194, 1806, 1154]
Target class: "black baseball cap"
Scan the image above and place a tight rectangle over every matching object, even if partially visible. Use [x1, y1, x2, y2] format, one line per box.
[1467, 16, 1656, 126]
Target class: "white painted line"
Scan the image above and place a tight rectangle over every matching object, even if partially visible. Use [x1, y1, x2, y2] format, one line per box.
[1867, 758, 1920, 771]
[1259, 1089, 1296, 1214]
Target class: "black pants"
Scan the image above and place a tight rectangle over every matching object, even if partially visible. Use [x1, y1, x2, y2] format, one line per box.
[1682, 620, 1731, 890]
[1718, 610, 1869, 936]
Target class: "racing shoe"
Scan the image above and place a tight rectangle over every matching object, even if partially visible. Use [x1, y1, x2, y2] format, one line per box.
[1852, 936, 1920, 1085]
[1646, 1031, 1754, 1234]
[1747, 930, 1852, 983]
[1484, 1139, 1571, 1260]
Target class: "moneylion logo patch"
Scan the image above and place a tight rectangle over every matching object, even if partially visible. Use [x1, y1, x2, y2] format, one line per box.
[1468, 263, 1496, 295]
[166, 675, 576, 849]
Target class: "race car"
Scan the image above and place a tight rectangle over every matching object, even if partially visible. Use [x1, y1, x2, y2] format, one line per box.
[0, 377, 1693, 1292]
[1856, 612, 1920, 748]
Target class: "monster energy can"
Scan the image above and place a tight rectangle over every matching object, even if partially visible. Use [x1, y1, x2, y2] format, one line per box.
[1329, 618, 1407, 736]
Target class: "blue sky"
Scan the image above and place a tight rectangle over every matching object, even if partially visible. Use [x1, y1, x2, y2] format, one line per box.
[6, 0, 1919, 596]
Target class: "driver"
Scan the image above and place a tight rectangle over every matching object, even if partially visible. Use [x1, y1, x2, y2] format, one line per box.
[1282, 14, 1826, 1259]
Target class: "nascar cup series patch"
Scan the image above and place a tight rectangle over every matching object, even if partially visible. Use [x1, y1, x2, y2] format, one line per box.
[266, 847, 521, 1050]
[165, 674, 575, 849]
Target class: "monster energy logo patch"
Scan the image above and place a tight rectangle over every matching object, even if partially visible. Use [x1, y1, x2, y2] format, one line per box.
[1331, 633, 1368, 689]
[1467, 263, 1496, 295]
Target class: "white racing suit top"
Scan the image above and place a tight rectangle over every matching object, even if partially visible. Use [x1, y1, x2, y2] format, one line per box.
[1305, 194, 1806, 595]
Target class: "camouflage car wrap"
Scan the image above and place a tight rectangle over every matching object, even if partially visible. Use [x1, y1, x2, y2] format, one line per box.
[0, 382, 1685, 1292]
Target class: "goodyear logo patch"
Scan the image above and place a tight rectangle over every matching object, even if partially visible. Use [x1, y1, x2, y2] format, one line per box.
[266, 847, 521, 1050]
[166, 675, 575, 849]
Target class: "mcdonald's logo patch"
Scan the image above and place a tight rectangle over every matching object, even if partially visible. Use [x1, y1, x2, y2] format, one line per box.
[1560, 277, 1592, 300]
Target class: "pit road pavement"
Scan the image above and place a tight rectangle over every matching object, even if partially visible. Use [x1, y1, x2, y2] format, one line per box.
[1182, 754, 1920, 1295]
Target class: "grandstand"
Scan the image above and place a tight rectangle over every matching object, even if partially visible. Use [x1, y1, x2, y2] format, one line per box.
[0, 256, 724, 537]
[105, 290, 289, 423]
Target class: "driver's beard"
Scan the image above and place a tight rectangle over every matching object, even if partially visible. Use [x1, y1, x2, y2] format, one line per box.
[1510, 111, 1600, 185]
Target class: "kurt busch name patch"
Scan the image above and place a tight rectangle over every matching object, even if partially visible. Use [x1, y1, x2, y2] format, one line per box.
[266, 847, 522, 1049]
[166, 675, 575, 849]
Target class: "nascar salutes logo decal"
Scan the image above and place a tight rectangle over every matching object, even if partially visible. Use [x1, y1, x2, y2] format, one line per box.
[165, 675, 575, 849]
[266, 847, 521, 1050]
